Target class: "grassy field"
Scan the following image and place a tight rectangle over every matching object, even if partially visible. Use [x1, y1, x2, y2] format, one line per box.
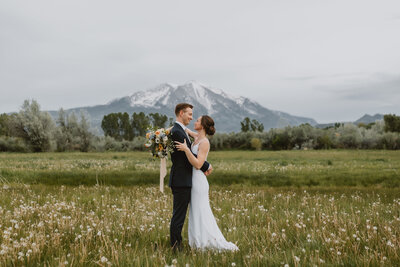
[0, 185, 398, 266]
[0, 150, 399, 266]
[0, 150, 399, 187]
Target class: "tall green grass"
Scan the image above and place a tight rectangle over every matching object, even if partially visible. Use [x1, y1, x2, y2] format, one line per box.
[1, 150, 399, 187]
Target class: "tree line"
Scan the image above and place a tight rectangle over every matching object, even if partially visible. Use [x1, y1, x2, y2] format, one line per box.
[101, 112, 173, 141]
[0, 100, 93, 152]
[0, 100, 173, 152]
[210, 119, 400, 151]
[1, 99, 399, 152]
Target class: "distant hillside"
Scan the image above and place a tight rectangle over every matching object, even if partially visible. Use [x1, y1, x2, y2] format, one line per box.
[315, 114, 384, 128]
[354, 114, 384, 124]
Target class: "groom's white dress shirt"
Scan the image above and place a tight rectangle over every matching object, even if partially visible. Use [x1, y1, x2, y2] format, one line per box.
[175, 121, 191, 141]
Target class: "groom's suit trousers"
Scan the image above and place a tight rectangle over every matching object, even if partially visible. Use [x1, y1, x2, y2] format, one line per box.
[170, 187, 191, 248]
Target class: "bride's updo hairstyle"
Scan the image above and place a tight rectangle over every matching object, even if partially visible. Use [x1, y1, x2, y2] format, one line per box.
[201, 115, 216, 136]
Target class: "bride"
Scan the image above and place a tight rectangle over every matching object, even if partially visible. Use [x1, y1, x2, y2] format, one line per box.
[174, 115, 238, 251]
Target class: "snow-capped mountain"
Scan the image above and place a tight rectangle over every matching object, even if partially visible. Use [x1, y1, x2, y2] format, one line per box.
[49, 81, 317, 133]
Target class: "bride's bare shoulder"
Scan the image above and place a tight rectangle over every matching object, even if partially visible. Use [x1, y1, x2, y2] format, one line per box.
[199, 138, 210, 146]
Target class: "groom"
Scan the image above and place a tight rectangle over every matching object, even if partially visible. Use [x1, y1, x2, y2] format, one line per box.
[169, 103, 212, 251]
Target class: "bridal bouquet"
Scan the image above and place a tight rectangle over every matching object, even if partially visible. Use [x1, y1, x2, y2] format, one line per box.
[144, 128, 174, 193]
[144, 128, 174, 158]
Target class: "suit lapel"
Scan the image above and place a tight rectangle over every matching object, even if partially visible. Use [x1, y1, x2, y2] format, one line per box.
[174, 122, 191, 146]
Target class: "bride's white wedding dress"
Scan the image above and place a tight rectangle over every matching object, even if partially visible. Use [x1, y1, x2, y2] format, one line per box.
[188, 141, 238, 251]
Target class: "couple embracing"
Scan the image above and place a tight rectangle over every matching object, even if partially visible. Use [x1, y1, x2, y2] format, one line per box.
[169, 103, 238, 252]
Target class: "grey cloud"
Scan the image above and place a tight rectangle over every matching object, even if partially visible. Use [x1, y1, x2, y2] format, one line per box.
[284, 72, 369, 81]
[284, 76, 319, 81]
[320, 74, 400, 102]
[391, 14, 400, 20]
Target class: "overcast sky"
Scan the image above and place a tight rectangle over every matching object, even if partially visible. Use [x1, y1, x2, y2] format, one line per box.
[1, 0, 400, 123]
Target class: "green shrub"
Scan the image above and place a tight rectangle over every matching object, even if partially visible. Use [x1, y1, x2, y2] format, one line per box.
[0, 136, 29, 152]
[250, 138, 262, 151]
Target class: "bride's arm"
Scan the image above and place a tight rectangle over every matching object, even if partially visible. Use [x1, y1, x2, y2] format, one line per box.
[185, 128, 198, 138]
[174, 139, 209, 170]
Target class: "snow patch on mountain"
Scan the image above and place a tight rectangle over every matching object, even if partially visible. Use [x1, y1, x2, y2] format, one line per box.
[129, 83, 175, 107]
[182, 81, 215, 113]
[125, 81, 269, 117]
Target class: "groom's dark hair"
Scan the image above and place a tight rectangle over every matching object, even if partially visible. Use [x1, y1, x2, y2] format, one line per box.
[175, 103, 193, 116]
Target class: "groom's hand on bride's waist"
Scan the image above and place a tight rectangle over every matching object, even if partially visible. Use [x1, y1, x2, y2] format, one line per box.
[204, 164, 213, 176]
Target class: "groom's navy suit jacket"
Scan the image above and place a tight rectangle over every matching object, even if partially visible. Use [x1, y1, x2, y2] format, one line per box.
[169, 123, 209, 187]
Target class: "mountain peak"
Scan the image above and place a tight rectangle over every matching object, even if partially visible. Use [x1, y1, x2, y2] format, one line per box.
[183, 80, 202, 86]
[125, 81, 270, 116]
[80, 82, 317, 133]
[180, 81, 250, 106]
